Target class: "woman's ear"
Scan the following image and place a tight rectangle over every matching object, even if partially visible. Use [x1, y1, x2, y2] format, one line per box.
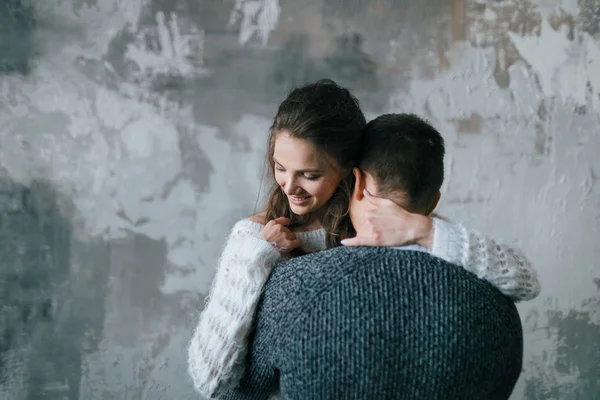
[352, 168, 365, 200]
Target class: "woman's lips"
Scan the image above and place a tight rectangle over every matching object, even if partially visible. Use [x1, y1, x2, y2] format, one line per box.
[289, 195, 312, 206]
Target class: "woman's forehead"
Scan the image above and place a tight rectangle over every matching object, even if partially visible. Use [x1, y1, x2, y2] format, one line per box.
[273, 134, 321, 166]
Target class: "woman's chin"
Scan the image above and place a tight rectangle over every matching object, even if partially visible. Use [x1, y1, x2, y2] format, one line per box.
[289, 204, 311, 216]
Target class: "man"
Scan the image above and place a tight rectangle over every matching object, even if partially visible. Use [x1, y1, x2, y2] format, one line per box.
[219, 114, 524, 400]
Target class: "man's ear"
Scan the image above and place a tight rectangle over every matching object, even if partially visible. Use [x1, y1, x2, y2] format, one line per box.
[426, 191, 441, 215]
[352, 168, 365, 200]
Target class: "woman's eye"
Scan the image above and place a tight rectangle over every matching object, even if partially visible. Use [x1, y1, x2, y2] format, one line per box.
[304, 175, 320, 180]
[275, 167, 285, 172]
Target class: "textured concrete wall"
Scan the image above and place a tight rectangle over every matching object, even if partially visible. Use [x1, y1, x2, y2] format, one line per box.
[0, 0, 598, 399]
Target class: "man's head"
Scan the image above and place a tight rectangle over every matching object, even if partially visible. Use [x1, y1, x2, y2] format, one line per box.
[350, 113, 445, 230]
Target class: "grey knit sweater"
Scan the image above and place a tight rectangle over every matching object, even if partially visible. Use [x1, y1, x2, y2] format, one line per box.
[219, 246, 523, 400]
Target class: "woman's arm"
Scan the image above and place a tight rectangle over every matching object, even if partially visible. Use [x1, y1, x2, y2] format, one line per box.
[339, 195, 540, 302]
[429, 217, 541, 302]
[187, 220, 282, 398]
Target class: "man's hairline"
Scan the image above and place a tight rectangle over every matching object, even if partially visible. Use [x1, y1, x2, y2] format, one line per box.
[355, 167, 439, 214]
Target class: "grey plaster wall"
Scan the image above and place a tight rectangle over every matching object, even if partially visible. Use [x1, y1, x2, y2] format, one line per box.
[0, 0, 598, 399]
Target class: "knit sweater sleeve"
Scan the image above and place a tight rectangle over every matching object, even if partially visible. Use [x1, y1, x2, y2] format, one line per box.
[430, 217, 541, 302]
[187, 220, 282, 398]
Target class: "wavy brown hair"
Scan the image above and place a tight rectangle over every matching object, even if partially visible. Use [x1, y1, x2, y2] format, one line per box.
[262, 79, 366, 249]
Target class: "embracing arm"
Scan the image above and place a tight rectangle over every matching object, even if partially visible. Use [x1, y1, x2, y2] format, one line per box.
[338, 192, 540, 302]
[187, 220, 282, 398]
[429, 217, 541, 301]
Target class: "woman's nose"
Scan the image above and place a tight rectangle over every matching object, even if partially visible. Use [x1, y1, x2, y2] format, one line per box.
[283, 176, 299, 194]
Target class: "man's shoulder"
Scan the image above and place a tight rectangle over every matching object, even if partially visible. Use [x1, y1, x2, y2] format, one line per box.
[277, 246, 440, 274]
[267, 246, 446, 300]
[259, 247, 466, 335]
[256, 246, 508, 352]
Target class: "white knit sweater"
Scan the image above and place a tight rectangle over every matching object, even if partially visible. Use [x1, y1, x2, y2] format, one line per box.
[188, 218, 540, 398]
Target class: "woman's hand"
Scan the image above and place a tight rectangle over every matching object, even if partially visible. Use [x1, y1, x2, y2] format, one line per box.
[341, 190, 435, 248]
[259, 217, 303, 253]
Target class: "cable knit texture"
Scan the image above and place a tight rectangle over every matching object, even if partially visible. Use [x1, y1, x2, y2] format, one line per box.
[188, 217, 539, 398]
[219, 247, 524, 400]
[432, 218, 541, 302]
[187, 220, 326, 398]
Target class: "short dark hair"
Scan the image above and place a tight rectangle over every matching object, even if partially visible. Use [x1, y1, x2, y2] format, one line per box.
[359, 113, 445, 212]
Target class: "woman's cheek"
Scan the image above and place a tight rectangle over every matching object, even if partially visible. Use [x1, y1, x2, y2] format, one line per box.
[322, 177, 341, 191]
[312, 180, 336, 197]
[274, 171, 285, 187]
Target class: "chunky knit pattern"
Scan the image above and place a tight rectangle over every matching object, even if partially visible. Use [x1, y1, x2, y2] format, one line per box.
[187, 221, 326, 398]
[432, 218, 540, 302]
[220, 247, 524, 400]
[188, 218, 538, 398]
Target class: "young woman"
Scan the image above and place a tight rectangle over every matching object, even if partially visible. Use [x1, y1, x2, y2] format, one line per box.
[188, 79, 540, 398]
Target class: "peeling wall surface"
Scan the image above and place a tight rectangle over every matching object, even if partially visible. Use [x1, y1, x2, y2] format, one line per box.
[0, 0, 599, 399]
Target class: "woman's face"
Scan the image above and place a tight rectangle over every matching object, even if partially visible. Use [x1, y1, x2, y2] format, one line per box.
[273, 132, 342, 216]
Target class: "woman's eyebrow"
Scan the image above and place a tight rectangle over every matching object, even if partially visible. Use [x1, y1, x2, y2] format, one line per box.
[273, 158, 324, 173]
